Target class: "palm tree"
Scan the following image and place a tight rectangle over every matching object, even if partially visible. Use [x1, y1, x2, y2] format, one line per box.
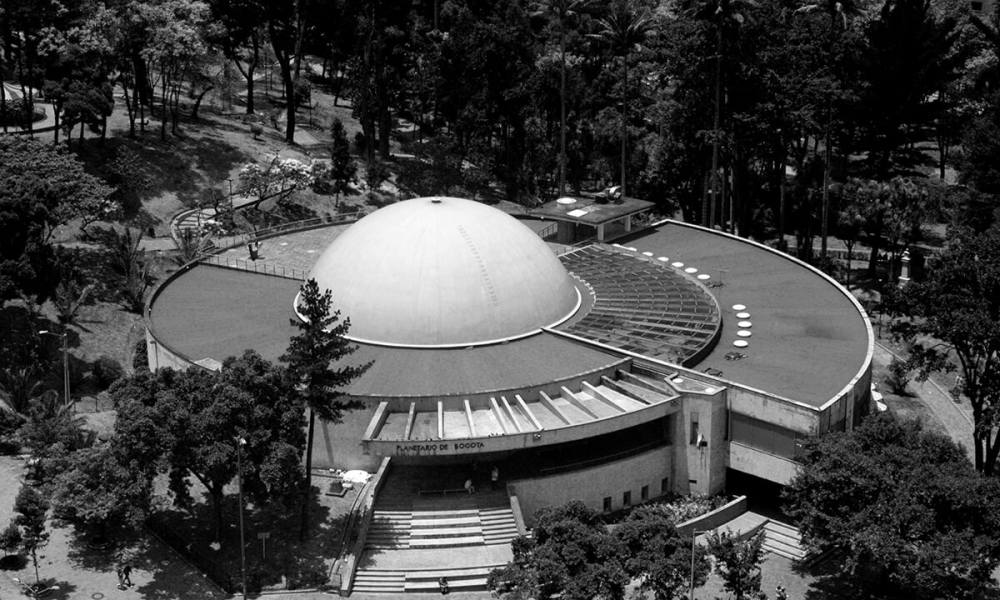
[795, 0, 862, 262]
[544, 0, 590, 197]
[690, 0, 757, 229]
[594, 0, 654, 200]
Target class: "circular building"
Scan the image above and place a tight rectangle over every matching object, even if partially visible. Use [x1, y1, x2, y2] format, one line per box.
[147, 195, 873, 563]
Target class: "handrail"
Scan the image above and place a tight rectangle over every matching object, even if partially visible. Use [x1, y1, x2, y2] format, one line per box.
[199, 255, 306, 280]
[339, 457, 392, 596]
[537, 222, 558, 239]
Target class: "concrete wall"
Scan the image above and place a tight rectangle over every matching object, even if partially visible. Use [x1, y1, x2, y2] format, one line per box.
[728, 442, 799, 485]
[678, 389, 729, 496]
[675, 495, 748, 537]
[314, 404, 384, 472]
[509, 445, 673, 525]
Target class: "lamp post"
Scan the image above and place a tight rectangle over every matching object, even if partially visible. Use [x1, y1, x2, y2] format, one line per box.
[689, 529, 705, 600]
[236, 437, 248, 600]
[38, 329, 70, 412]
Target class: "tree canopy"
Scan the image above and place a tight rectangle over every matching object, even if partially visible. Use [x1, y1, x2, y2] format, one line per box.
[784, 411, 1000, 599]
[109, 350, 305, 543]
[892, 224, 1000, 476]
[0, 137, 112, 303]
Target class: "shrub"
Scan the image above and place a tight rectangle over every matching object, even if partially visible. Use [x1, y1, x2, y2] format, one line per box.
[885, 357, 911, 395]
[131, 339, 148, 371]
[92, 355, 124, 388]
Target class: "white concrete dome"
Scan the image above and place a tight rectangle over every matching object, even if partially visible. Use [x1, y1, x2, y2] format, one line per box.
[305, 197, 581, 347]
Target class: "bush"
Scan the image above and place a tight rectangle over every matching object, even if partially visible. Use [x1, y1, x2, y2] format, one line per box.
[885, 357, 912, 395]
[92, 355, 124, 388]
[131, 339, 148, 371]
[293, 79, 311, 107]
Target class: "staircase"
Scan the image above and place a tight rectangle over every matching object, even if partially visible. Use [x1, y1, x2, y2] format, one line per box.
[762, 520, 807, 561]
[354, 570, 406, 594]
[365, 492, 518, 551]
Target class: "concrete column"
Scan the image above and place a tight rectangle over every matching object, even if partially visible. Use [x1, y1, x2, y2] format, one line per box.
[624, 216, 632, 232]
[597, 223, 606, 241]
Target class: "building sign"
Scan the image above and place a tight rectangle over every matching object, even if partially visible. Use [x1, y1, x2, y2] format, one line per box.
[391, 440, 490, 456]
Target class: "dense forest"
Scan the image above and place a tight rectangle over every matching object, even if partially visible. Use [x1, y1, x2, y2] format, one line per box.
[3, 0, 1000, 265]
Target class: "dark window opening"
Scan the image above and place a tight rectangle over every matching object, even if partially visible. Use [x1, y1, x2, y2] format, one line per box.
[623, 491, 632, 506]
[641, 485, 649, 501]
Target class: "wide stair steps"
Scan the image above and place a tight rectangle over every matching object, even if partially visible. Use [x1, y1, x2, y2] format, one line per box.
[762, 520, 807, 561]
[365, 493, 519, 551]
[353, 570, 406, 594]
[354, 566, 498, 594]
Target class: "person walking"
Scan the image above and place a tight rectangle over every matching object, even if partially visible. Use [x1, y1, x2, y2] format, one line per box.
[491, 466, 499, 490]
[122, 562, 133, 587]
[116, 567, 125, 590]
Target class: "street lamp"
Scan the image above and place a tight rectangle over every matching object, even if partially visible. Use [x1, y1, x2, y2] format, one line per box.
[236, 437, 248, 600]
[38, 330, 70, 413]
[689, 529, 705, 600]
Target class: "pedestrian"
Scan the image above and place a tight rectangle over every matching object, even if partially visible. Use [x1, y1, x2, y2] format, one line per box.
[116, 567, 125, 590]
[491, 466, 499, 490]
[776, 584, 787, 600]
[122, 562, 133, 587]
[464, 478, 475, 495]
[438, 576, 450, 595]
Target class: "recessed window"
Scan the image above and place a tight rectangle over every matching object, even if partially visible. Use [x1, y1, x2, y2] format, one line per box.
[661, 477, 669, 494]
[641, 485, 649, 501]
[690, 411, 700, 445]
[603, 496, 612, 512]
[623, 491, 632, 506]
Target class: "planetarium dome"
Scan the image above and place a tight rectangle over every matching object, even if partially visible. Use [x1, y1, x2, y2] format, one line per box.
[305, 196, 581, 347]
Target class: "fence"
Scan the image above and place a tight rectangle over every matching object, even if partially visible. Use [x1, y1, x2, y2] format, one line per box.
[199, 255, 307, 280]
[209, 209, 368, 254]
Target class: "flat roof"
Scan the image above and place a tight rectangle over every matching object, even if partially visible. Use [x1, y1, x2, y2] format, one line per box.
[613, 222, 871, 407]
[150, 219, 871, 409]
[529, 196, 654, 226]
[149, 265, 622, 397]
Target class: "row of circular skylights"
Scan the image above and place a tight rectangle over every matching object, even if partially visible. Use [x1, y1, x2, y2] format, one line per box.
[613, 245, 714, 283]
[732, 304, 752, 348]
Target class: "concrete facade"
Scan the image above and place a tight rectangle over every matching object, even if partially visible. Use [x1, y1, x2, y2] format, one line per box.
[145, 202, 874, 517]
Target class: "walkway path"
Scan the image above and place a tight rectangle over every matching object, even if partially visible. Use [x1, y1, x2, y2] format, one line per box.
[873, 341, 974, 457]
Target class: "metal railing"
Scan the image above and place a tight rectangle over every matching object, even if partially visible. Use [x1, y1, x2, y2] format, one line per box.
[210, 209, 368, 254]
[537, 222, 558, 239]
[200, 255, 307, 280]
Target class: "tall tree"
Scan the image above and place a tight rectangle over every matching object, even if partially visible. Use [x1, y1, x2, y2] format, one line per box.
[854, 0, 966, 181]
[795, 0, 862, 263]
[705, 530, 766, 600]
[110, 351, 305, 543]
[280, 279, 370, 541]
[614, 505, 709, 600]
[0, 137, 111, 304]
[689, 0, 756, 229]
[593, 0, 653, 201]
[892, 225, 1000, 476]
[12, 485, 50, 591]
